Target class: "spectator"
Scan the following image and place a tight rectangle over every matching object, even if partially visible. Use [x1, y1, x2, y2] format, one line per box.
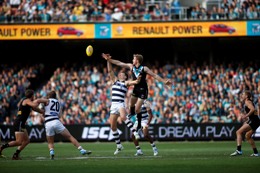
[111, 7, 123, 21]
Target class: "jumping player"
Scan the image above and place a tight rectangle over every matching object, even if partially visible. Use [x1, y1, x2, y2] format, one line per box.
[106, 60, 141, 155]
[102, 53, 172, 133]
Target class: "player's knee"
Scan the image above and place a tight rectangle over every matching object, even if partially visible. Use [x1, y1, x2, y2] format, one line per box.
[121, 116, 127, 122]
[144, 133, 149, 139]
[20, 139, 29, 146]
[135, 109, 141, 114]
[236, 130, 242, 136]
[245, 133, 251, 140]
[16, 141, 23, 146]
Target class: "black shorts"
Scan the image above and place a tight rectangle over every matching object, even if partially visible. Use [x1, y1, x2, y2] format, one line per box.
[13, 120, 26, 132]
[247, 117, 260, 131]
[132, 86, 148, 99]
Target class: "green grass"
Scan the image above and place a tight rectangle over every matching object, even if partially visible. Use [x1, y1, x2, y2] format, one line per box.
[1, 141, 260, 173]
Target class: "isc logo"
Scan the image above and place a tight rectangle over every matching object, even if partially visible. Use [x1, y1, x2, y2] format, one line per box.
[81, 127, 122, 140]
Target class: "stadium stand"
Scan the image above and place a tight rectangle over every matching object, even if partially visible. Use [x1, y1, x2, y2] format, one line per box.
[1, 59, 260, 125]
[0, 0, 259, 23]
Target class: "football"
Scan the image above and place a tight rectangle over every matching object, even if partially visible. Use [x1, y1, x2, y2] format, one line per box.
[86, 45, 93, 56]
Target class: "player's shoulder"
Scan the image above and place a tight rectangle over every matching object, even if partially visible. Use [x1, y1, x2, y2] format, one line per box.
[143, 66, 150, 71]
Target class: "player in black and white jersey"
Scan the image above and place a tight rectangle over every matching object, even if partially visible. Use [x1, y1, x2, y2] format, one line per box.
[37, 91, 91, 159]
[107, 60, 141, 155]
[102, 53, 172, 133]
[230, 90, 260, 157]
[131, 100, 158, 156]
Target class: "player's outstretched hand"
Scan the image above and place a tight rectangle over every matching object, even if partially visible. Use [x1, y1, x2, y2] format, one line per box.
[165, 79, 172, 87]
[240, 113, 248, 122]
[102, 53, 111, 60]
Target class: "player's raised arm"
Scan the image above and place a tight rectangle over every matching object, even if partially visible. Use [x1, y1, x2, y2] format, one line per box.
[34, 98, 49, 105]
[25, 99, 42, 108]
[107, 60, 117, 83]
[102, 53, 132, 70]
[144, 66, 172, 87]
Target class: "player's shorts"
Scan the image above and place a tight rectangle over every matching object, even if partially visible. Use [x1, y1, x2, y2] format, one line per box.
[132, 86, 148, 99]
[133, 118, 148, 130]
[110, 102, 126, 115]
[45, 119, 66, 136]
[13, 120, 26, 132]
[247, 116, 260, 131]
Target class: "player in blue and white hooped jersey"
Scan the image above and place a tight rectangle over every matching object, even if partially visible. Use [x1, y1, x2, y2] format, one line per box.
[37, 91, 91, 159]
[131, 100, 158, 156]
[106, 60, 141, 155]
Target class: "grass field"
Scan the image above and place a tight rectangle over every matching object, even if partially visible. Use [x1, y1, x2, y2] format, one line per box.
[0, 141, 260, 173]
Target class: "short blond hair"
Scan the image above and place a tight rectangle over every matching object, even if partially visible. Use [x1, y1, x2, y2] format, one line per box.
[134, 54, 143, 64]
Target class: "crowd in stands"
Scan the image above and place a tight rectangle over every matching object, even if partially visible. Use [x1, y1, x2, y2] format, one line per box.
[1, 60, 260, 125]
[0, 0, 260, 23]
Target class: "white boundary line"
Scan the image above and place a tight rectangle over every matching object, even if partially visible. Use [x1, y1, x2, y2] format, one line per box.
[35, 156, 162, 160]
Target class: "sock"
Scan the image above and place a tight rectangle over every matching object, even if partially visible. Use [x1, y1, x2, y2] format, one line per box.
[151, 143, 156, 148]
[124, 119, 137, 133]
[237, 145, 241, 152]
[117, 144, 122, 148]
[137, 112, 142, 130]
[136, 146, 141, 151]
[15, 149, 21, 154]
[13, 149, 21, 157]
[130, 106, 135, 115]
[253, 148, 258, 154]
[1, 143, 9, 149]
[78, 146, 83, 150]
[112, 130, 121, 146]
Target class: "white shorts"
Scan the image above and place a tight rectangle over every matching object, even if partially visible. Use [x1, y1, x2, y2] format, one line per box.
[134, 118, 148, 130]
[45, 119, 66, 136]
[110, 102, 126, 115]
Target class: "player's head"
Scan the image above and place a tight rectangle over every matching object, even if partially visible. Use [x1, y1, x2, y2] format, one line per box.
[118, 70, 128, 81]
[241, 90, 252, 101]
[25, 89, 34, 100]
[47, 91, 57, 99]
[133, 54, 143, 65]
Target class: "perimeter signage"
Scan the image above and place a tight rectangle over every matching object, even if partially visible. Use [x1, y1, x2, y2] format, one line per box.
[1, 21, 259, 40]
[0, 24, 95, 40]
[0, 123, 254, 142]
